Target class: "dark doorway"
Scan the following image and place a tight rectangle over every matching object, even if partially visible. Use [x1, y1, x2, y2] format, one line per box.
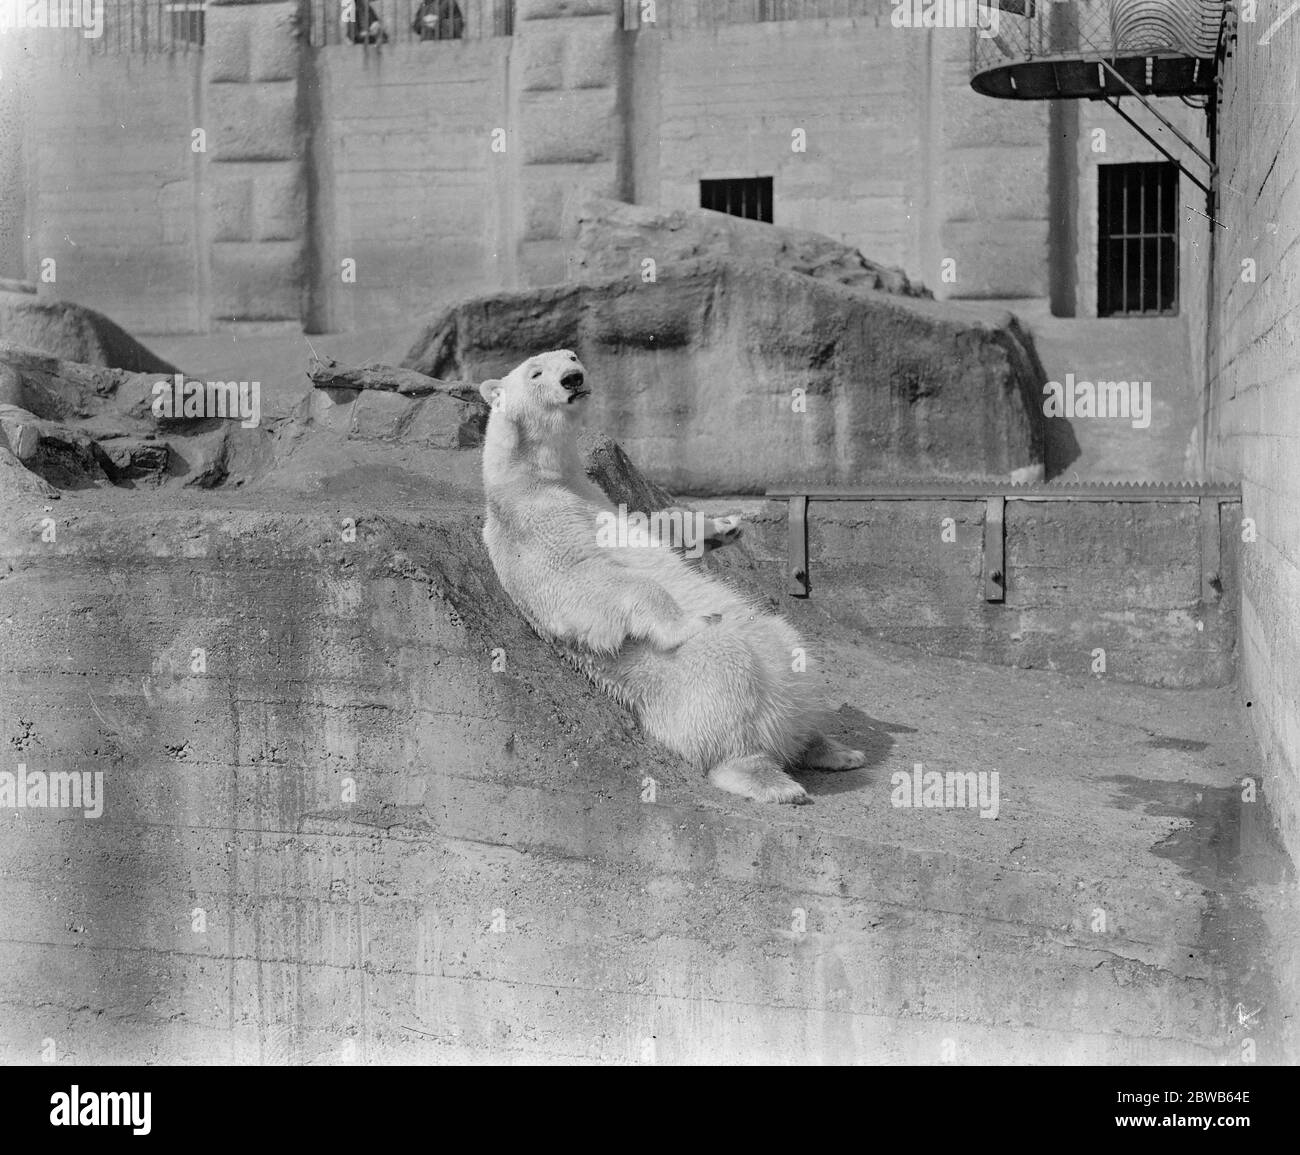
[1098, 162, 1179, 316]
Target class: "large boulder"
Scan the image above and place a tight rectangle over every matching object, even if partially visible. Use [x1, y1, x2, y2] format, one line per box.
[403, 260, 1048, 495]
[572, 196, 930, 298]
[0, 290, 180, 375]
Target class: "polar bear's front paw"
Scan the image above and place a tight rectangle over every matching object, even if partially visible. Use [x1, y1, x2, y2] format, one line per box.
[799, 736, 867, 771]
[709, 755, 810, 805]
[755, 777, 810, 805]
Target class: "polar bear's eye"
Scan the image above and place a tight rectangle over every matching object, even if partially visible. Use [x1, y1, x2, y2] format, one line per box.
[529, 369, 542, 380]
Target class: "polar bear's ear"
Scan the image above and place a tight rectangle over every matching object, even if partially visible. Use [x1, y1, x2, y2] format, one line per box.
[479, 379, 504, 406]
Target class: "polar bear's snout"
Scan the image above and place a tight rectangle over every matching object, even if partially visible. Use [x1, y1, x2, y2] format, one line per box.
[560, 367, 588, 400]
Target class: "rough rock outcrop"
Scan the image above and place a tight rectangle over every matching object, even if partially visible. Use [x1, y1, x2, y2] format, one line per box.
[572, 196, 930, 298]
[302, 356, 490, 451]
[0, 341, 268, 497]
[0, 290, 180, 374]
[0, 340, 685, 513]
[403, 260, 1048, 494]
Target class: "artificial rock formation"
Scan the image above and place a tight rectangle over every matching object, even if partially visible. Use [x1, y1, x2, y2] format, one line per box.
[403, 259, 1049, 495]
[0, 289, 180, 374]
[0, 340, 266, 497]
[572, 195, 931, 298]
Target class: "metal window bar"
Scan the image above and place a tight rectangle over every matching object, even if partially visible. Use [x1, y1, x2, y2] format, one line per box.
[701, 177, 774, 223]
[44, 0, 512, 52]
[1098, 162, 1178, 316]
[309, 0, 512, 47]
[624, 1, 882, 31]
[34, 0, 204, 55]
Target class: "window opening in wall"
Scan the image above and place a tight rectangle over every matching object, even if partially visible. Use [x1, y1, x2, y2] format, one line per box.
[700, 177, 774, 224]
[164, 2, 205, 46]
[1098, 162, 1179, 317]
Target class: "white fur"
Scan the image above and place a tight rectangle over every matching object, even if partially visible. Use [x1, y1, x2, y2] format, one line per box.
[479, 350, 865, 803]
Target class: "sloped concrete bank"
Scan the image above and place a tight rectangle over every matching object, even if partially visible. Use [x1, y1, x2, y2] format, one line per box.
[0, 496, 1294, 1064]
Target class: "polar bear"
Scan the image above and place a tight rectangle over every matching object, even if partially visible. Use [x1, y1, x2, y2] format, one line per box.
[478, 350, 866, 804]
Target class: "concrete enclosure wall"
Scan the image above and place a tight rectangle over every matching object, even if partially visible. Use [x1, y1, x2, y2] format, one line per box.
[6, 47, 207, 334]
[1205, 17, 1300, 867]
[747, 495, 1240, 689]
[4, 3, 1070, 333]
[315, 41, 514, 329]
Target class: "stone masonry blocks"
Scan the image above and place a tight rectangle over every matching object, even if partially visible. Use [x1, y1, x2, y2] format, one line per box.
[518, 89, 621, 166]
[518, 21, 620, 92]
[211, 179, 254, 243]
[252, 168, 308, 242]
[518, 29, 567, 91]
[210, 241, 304, 321]
[564, 23, 620, 89]
[204, 3, 300, 85]
[206, 84, 301, 163]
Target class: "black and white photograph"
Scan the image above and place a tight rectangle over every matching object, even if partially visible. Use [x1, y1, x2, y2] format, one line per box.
[0, 0, 1296, 1107]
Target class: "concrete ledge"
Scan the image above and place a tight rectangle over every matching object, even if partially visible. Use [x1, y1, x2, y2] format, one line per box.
[518, 0, 619, 19]
[733, 494, 1239, 688]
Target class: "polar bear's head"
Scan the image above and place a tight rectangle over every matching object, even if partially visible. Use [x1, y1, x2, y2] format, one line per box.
[479, 349, 588, 418]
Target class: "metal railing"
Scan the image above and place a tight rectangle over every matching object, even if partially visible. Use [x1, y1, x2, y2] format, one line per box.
[308, 0, 513, 45]
[8, 0, 207, 55]
[622, 0, 883, 31]
[8, 0, 516, 55]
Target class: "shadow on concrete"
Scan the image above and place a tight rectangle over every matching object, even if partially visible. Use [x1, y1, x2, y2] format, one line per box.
[1043, 415, 1083, 480]
[1102, 774, 1298, 1063]
[802, 704, 913, 797]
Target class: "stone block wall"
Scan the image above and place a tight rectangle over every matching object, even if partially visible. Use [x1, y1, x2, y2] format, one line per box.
[1205, 14, 1300, 868]
[3, 5, 1074, 332]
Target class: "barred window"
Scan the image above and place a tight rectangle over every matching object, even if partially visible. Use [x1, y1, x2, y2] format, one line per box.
[701, 177, 774, 224]
[1098, 162, 1179, 317]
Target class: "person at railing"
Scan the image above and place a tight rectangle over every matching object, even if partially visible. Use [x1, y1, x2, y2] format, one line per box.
[412, 0, 465, 39]
[342, 0, 389, 43]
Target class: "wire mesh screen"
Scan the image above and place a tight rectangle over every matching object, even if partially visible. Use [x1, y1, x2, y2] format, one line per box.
[972, 0, 1227, 77]
[308, 0, 513, 46]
